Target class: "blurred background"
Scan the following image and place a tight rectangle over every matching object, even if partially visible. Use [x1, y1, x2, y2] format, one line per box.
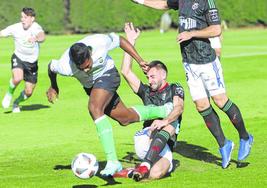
[0, 0, 266, 34]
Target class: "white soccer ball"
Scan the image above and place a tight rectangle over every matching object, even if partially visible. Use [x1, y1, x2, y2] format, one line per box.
[71, 153, 99, 179]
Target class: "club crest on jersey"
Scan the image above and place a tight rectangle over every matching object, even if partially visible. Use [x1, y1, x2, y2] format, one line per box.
[12, 58, 18, 67]
[161, 92, 166, 101]
[192, 3, 199, 10]
[97, 57, 104, 64]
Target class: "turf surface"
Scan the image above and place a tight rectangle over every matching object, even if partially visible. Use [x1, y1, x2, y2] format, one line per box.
[0, 28, 266, 187]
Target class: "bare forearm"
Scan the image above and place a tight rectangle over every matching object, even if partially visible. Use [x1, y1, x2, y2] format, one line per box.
[36, 32, 46, 43]
[120, 36, 143, 64]
[134, 0, 169, 10]
[121, 36, 135, 75]
[144, 0, 169, 9]
[164, 104, 183, 124]
[190, 25, 221, 38]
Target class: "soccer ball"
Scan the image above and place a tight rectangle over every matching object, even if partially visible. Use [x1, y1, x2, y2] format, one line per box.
[71, 153, 99, 179]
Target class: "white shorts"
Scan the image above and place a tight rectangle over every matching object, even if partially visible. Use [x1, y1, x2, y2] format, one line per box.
[209, 36, 221, 49]
[183, 58, 226, 101]
[134, 128, 173, 172]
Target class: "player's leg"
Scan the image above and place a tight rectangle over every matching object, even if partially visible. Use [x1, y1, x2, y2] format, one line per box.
[196, 98, 226, 148]
[108, 99, 173, 126]
[150, 143, 173, 180]
[12, 61, 38, 113]
[149, 157, 170, 180]
[12, 82, 36, 113]
[208, 58, 252, 161]
[185, 62, 226, 148]
[2, 54, 24, 108]
[212, 91, 252, 160]
[185, 62, 233, 168]
[86, 67, 123, 176]
[89, 88, 122, 176]
[201, 60, 235, 167]
[133, 129, 173, 181]
[212, 93, 249, 140]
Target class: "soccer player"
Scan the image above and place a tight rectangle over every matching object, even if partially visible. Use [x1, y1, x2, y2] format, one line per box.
[131, 0, 253, 168]
[0, 7, 45, 113]
[113, 22, 184, 181]
[46, 32, 173, 176]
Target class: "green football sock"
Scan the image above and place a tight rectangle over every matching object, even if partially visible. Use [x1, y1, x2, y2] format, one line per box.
[95, 115, 118, 161]
[8, 79, 16, 95]
[132, 104, 169, 121]
[14, 91, 28, 105]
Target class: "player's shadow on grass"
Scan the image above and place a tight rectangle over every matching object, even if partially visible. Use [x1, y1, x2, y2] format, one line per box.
[4, 104, 50, 113]
[54, 162, 122, 187]
[174, 141, 249, 168]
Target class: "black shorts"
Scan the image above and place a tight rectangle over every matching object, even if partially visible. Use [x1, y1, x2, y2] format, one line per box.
[11, 53, 38, 84]
[83, 67, 121, 115]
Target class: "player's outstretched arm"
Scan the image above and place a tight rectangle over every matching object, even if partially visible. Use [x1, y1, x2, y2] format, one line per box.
[119, 34, 148, 73]
[151, 96, 184, 131]
[131, 0, 169, 10]
[121, 22, 142, 93]
[47, 63, 59, 103]
[177, 25, 221, 43]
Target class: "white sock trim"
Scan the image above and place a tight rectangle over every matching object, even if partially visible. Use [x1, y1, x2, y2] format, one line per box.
[131, 107, 142, 121]
[9, 79, 15, 88]
[94, 115, 107, 124]
[134, 0, 144, 4]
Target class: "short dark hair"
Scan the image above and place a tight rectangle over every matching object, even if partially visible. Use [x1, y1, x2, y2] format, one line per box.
[69, 43, 91, 67]
[148, 60, 168, 74]
[22, 7, 36, 17]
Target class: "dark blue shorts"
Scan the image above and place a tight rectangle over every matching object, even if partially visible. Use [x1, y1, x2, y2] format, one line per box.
[83, 67, 121, 114]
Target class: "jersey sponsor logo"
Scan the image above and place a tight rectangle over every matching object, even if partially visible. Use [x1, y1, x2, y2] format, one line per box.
[192, 3, 199, 10]
[179, 16, 197, 30]
[208, 9, 220, 22]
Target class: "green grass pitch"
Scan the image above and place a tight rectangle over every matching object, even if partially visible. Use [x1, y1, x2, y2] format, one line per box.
[0, 28, 267, 187]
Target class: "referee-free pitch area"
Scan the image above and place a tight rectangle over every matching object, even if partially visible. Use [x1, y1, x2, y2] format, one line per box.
[0, 28, 266, 187]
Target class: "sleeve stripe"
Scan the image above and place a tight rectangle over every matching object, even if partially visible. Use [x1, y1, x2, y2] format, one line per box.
[208, 0, 216, 9]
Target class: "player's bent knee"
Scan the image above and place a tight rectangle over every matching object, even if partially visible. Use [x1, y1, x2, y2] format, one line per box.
[24, 90, 33, 97]
[116, 118, 131, 126]
[212, 95, 228, 109]
[89, 105, 105, 119]
[13, 78, 22, 85]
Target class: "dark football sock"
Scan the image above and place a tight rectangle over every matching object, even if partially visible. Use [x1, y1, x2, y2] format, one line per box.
[221, 99, 249, 140]
[144, 130, 170, 166]
[200, 106, 226, 148]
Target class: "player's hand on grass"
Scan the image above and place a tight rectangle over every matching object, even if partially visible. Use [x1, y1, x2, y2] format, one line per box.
[46, 86, 58, 103]
[124, 22, 140, 45]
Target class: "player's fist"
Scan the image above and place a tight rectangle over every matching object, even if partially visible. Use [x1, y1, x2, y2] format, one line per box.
[46, 87, 58, 103]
